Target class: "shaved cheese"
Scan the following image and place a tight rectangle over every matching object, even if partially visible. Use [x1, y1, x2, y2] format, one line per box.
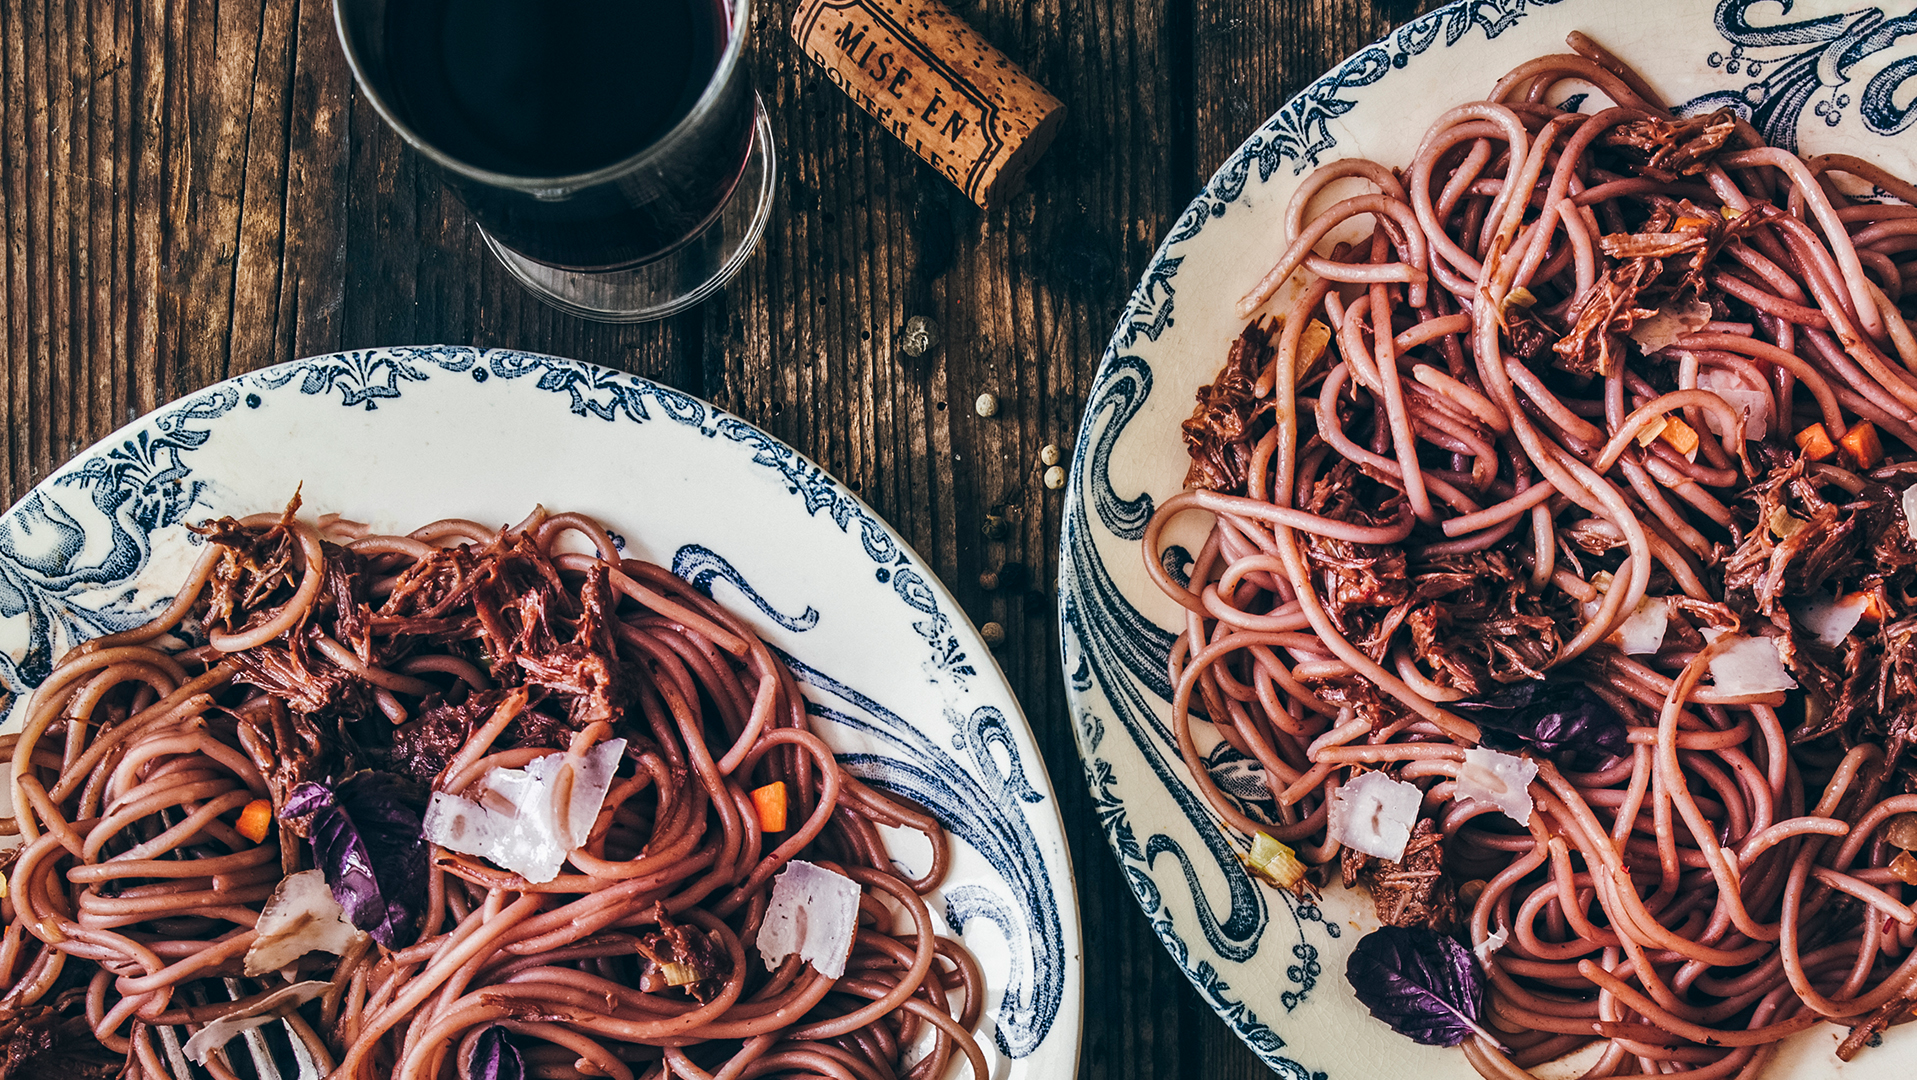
[1474, 926, 1510, 965]
[1612, 597, 1668, 655]
[1696, 370, 1771, 441]
[1629, 298, 1713, 355]
[1455, 748, 1538, 825]
[1328, 771, 1423, 862]
[422, 738, 625, 884]
[756, 860, 861, 978]
[1903, 483, 1917, 543]
[243, 870, 363, 977]
[1790, 592, 1869, 649]
[1703, 630, 1797, 695]
[1582, 588, 1668, 656]
[182, 981, 330, 1064]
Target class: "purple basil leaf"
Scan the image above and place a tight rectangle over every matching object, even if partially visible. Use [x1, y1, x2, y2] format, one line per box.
[1345, 925, 1495, 1048]
[1450, 680, 1628, 760]
[281, 782, 333, 820]
[465, 1026, 523, 1080]
[296, 771, 428, 948]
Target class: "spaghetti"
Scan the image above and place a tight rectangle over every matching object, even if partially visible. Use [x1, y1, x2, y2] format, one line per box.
[0, 503, 987, 1080]
[1155, 33, 1917, 1079]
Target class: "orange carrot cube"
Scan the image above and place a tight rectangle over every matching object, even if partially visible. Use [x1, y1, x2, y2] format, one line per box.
[752, 782, 788, 833]
[1840, 420, 1883, 469]
[237, 799, 274, 844]
[1659, 416, 1700, 456]
[1796, 423, 1838, 462]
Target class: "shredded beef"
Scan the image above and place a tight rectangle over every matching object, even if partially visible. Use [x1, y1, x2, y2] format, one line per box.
[1602, 107, 1739, 180]
[233, 702, 353, 829]
[194, 495, 303, 635]
[1341, 817, 1456, 932]
[0, 991, 127, 1080]
[1553, 200, 1780, 377]
[200, 507, 648, 760]
[635, 904, 733, 1003]
[1718, 459, 1917, 795]
[1502, 303, 1560, 362]
[386, 690, 504, 785]
[1292, 460, 1565, 697]
[1181, 321, 1279, 493]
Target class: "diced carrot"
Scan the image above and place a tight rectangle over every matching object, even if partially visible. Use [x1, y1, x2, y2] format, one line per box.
[752, 782, 788, 833]
[1858, 591, 1894, 624]
[1841, 420, 1884, 469]
[1660, 416, 1700, 456]
[236, 799, 274, 844]
[1795, 423, 1838, 461]
[1673, 216, 1712, 231]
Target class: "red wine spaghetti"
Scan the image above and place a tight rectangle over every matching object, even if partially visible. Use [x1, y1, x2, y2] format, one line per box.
[0, 503, 986, 1080]
[1153, 32, 1917, 1080]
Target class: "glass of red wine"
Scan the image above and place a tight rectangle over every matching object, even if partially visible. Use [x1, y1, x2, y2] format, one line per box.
[334, 0, 774, 323]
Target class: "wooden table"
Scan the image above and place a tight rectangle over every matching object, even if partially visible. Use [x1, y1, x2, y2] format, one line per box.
[1, 0, 1442, 1074]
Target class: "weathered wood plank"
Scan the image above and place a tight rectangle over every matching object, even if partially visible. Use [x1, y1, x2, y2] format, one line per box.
[1, 1, 1446, 1075]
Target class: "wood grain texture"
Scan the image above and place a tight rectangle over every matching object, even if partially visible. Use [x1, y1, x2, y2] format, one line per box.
[0, 1, 1443, 1075]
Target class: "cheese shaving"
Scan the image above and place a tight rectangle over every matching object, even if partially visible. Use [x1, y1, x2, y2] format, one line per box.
[755, 860, 861, 979]
[1455, 748, 1538, 825]
[1475, 926, 1510, 965]
[243, 870, 364, 977]
[423, 738, 626, 884]
[1703, 630, 1797, 695]
[182, 981, 331, 1064]
[1790, 592, 1869, 649]
[1328, 771, 1423, 862]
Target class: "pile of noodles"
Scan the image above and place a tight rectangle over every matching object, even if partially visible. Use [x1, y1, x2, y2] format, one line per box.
[1148, 32, 1917, 1080]
[0, 505, 986, 1080]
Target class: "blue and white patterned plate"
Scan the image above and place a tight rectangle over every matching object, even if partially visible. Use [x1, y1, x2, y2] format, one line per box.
[0, 347, 1082, 1078]
[1060, 2, 1917, 1076]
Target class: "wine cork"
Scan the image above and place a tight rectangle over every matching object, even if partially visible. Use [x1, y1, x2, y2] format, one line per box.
[791, 0, 1065, 208]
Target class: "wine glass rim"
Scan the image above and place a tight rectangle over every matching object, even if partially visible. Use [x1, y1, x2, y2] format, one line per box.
[333, 0, 755, 192]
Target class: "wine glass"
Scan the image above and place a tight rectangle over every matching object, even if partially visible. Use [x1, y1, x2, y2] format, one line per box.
[334, 0, 775, 323]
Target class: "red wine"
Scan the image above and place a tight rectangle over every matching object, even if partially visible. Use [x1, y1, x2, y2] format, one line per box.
[385, 0, 719, 177]
[364, 0, 754, 271]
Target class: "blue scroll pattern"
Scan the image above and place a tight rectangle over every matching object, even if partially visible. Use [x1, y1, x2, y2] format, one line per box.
[1682, 1, 1917, 149]
[0, 347, 975, 700]
[767, 651, 1066, 1059]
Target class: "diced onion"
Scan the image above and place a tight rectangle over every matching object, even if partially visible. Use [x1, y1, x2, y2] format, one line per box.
[1903, 483, 1917, 544]
[1243, 832, 1307, 890]
[1455, 748, 1538, 825]
[1884, 812, 1917, 851]
[1328, 771, 1423, 862]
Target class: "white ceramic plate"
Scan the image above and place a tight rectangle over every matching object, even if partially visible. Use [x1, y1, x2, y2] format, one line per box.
[1059, 1, 1917, 1077]
[0, 346, 1082, 1078]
